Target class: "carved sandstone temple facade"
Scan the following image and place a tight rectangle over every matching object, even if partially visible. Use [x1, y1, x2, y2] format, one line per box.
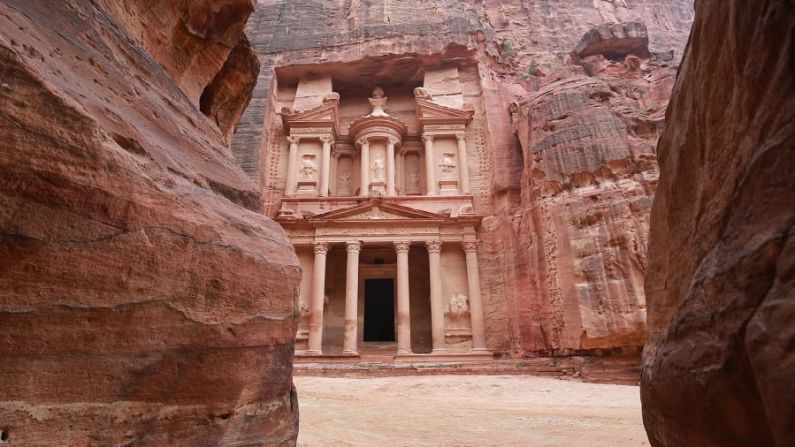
[267, 66, 493, 360]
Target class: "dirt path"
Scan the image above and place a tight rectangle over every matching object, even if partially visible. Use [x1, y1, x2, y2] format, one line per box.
[295, 375, 650, 447]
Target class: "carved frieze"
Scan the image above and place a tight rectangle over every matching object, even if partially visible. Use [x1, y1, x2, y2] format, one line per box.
[316, 226, 439, 237]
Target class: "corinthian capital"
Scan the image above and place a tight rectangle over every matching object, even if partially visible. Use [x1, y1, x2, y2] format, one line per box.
[425, 240, 442, 253]
[463, 241, 478, 253]
[313, 242, 329, 255]
[286, 135, 300, 144]
[320, 135, 334, 144]
[394, 241, 411, 253]
[421, 134, 434, 144]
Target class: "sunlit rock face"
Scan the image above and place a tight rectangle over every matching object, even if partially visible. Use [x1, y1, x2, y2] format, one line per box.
[238, 0, 694, 362]
[0, 1, 299, 445]
[642, 1, 795, 446]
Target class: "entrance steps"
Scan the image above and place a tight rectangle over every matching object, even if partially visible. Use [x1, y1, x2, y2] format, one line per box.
[293, 354, 641, 385]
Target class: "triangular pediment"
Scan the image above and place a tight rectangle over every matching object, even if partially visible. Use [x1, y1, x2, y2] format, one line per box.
[310, 199, 441, 222]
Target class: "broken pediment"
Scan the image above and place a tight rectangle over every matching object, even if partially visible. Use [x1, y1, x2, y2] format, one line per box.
[415, 97, 474, 133]
[281, 95, 340, 135]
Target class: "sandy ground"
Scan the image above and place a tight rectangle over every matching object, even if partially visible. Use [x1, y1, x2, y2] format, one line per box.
[295, 375, 650, 447]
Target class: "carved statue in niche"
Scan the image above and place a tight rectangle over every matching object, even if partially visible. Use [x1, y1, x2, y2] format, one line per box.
[438, 152, 457, 179]
[337, 156, 353, 196]
[449, 294, 469, 314]
[300, 154, 318, 179]
[371, 158, 385, 181]
[368, 86, 388, 117]
[405, 152, 421, 195]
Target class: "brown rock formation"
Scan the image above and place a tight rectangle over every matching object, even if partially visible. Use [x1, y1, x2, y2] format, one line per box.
[0, 1, 299, 446]
[641, 1, 794, 446]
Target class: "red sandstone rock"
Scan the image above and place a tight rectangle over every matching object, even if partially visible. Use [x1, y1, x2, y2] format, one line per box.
[502, 51, 674, 355]
[238, 0, 693, 360]
[0, 1, 299, 445]
[641, 1, 795, 445]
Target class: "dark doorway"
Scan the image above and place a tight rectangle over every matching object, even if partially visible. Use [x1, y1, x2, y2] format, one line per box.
[364, 278, 396, 342]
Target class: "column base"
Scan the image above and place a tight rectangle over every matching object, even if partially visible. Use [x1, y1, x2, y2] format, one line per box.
[431, 348, 450, 354]
[298, 349, 323, 356]
[397, 348, 414, 355]
[342, 349, 360, 356]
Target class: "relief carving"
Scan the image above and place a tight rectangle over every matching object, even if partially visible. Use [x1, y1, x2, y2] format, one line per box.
[337, 156, 354, 196]
[449, 294, 470, 314]
[439, 152, 457, 179]
[405, 152, 421, 195]
[371, 158, 385, 181]
[300, 154, 318, 179]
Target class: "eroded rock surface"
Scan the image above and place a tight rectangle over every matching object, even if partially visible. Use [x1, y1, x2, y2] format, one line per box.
[641, 1, 794, 445]
[0, 1, 299, 445]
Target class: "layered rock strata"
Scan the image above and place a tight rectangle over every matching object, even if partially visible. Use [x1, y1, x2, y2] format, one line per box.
[642, 1, 795, 445]
[0, 1, 299, 445]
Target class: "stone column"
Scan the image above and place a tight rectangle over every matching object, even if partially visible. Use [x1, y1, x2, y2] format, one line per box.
[395, 241, 412, 355]
[307, 242, 328, 355]
[426, 240, 446, 352]
[455, 133, 471, 194]
[320, 135, 332, 197]
[359, 138, 369, 197]
[343, 241, 361, 355]
[285, 136, 300, 196]
[386, 137, 397, 196]
[422, 134, 437, 195]
[463, 241, 487, 351]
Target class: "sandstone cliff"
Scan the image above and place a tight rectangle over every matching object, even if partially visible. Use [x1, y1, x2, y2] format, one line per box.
[642, 1, 794, 445]
[0, 1, 299, 445]
[239, 0, 693, 358]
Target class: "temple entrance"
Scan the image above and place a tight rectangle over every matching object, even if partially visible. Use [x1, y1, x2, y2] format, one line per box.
[363, 278, 396, 342]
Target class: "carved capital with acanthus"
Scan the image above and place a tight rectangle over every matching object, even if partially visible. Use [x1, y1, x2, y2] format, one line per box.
[319, 135, 334, 145]
[386, 136, 400, 146]
[454, 132, 466, 142]
[463, 241, 478, 253]
[394, 241, 411, 253]
[346, 241, 362, 253]
[286, 135, 301, 145]
[421, 134, 434, 144]
[425, 240, 442, 253]
[356, 136, 369, 147]
[313, 242, 329, 255]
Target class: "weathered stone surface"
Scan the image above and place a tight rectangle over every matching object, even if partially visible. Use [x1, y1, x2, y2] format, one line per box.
[499, 50, 674, 355]
[641, 1, 794, 446]
[572, 22, 651, 63]
[97, 0, 256, 105]
[0, 1, 299, 445]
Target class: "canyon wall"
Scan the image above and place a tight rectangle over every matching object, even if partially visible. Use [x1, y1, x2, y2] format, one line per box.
[642, 1, 795, 446]
[0, 1, 299, 445]
[239, 0, 693, 357]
